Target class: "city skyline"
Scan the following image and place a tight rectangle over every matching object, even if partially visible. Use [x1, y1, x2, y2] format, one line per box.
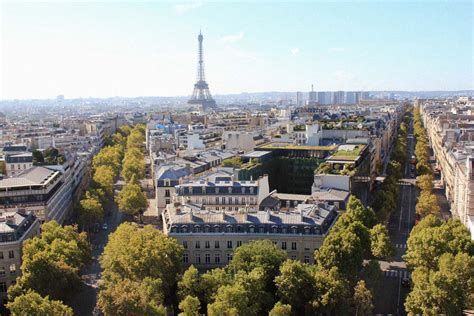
[1, 1, 473, 100]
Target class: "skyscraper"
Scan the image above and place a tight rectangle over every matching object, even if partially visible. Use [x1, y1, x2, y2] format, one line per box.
[188, 31, 217, 110]
[296, 91, 304, 106]
[308, 84, 317, 105]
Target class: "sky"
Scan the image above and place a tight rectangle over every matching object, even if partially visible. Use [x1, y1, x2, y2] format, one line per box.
[0, 0, 473, 100]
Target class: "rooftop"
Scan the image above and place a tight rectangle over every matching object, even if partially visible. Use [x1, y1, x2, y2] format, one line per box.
[258, 142, 337, 151]
[0, 166, 59, 189]
[328, 144, 366, 161]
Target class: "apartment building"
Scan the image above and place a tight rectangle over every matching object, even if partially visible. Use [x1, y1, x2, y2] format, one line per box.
[0, 209, 41, 302]
[174, 174, 270, 212]
[162, 202, 338, 268]
[0, 166, 73, 224]
[420, 100, 474, 238]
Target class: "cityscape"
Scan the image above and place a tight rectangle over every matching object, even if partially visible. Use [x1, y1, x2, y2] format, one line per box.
[0, 1, 473, 316]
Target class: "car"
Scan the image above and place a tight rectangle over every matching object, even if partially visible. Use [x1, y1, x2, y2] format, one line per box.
[102, 223, 108, 231]
[401, 277, 410, 288]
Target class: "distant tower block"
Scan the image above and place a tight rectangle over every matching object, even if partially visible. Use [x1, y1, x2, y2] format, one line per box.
[188, 31, 217, 110]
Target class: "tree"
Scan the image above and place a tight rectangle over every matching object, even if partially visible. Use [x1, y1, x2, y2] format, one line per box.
[369, 224, 395, 260]
[416, 174, 434, 192]
[269, 302, 292, 316]
[93, 146, 122, 174]
[97, 277, 166, 316]
[207, 284, 254, 316]
[93, 165, 116, 197]
[7, 291, 73, 316]
[316, 162, 332, 174]
[405, 253, 474, 315]
[32, 150, 44, 165]
[100, 223, 183, 299]
[344, 195, 376, 229]
[115, 181, 147, 217]
[179, 295, 201, 316]
[121, 157, 145, 183]
[416, 191, 440, 217]
[275, 260, 314, 314]
[353, 280, 373, 316]
[79, 191, 104, 228]
[10, 221, 91, 301]
[124, 147, 144, 161]
[127, 130, 145, 149]
[316, 222, 369, 278]
[228, 240, 287, 291]
[221, 157, 242, 168]
[360, 260, 382, 291]
[404, 217, 474, 270]
[310, 267, 350, 315]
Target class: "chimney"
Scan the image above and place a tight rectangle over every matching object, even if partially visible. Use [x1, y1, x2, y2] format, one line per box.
[6, 215, 15, 225]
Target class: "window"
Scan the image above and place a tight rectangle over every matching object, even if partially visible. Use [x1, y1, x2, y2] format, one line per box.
[195, 241, 200, 249]
[215, 254, 220, 264]
[304, 227, 310, 235]
[282, 242, 287, 250]
[228, 187, 232, 194]
[204, 225, 210, 233]
[0, 252, 3, 260]
[182, 241, 188, 249]
[195, 254, 201, 264]
[228, 197, 232, 204]
[304, 255, 310, 264]
[205, 254, 211, 264]
[226, 226, 233, 233]
[8, 251, 14, 259]
[183, 254, 189, 263]
[272, 226, 277, 233]
[205, 241, 210, 249]
[165, 189, 170, 197]
[194, 226, 201, 233]
[215, 197, 219, 204]
[291, 255, 297, 260]
[227, 253, 233, 262]
[9, 264, 16, 274]
[165, 199, 170, 205]
[214, 226, 220, 233]
[272, 241, 277, 246]
[249, 226, 255, 233]
[0, 267, 4, 276]
[0, 282, 6, 293]
[282, 227, 287, 234]
[236, 241, 242, 247]
[291, 242, 297, 250]
[215, 241, 220, 249]
[291, 226, 298, 234]
[227, 241, 232, 249]
[259, 227, 264, 233]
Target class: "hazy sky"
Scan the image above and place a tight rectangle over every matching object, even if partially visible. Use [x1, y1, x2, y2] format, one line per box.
[1, 0, 473, 100]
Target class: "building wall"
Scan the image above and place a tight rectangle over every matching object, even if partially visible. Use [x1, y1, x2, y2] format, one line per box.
[6, 162, 33, 177]
[171, 233, 324, 268]
[0, 218, 41, 302]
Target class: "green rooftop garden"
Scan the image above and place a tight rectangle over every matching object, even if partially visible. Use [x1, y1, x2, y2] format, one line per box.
[329, 144, 365, 161]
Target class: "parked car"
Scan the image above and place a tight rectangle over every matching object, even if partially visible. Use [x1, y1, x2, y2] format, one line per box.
[401, 277, 410, 288]
[102, 223, 108, 231]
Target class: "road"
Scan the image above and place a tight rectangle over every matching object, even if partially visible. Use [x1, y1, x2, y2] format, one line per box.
[373, 113, 417, 316]
[68, 188, 125, 316]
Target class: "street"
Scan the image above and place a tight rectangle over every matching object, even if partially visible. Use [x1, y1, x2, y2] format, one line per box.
[373, 113, 417, 316]
[68, 188, 125, 316]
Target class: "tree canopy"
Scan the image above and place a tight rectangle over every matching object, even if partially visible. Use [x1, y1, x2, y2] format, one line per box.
[9, 221, 91, 302]
[7, 291, 73, 316]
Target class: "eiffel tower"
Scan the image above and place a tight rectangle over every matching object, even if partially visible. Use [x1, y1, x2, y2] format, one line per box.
[188, 31, 217, 110]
